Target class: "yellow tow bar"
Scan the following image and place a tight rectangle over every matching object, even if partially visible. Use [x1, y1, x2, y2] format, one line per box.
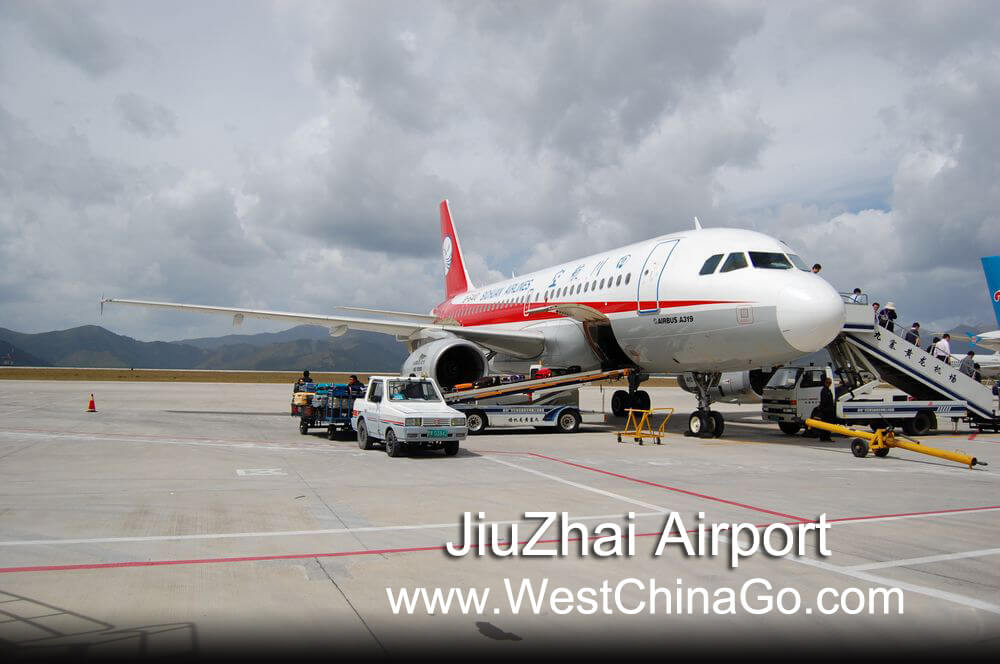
[617, 408, 674, 445]
[804, 419, 987, 469]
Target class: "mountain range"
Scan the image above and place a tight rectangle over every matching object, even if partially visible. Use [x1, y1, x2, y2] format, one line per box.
[0, 325, 407, 371]
[1, 321, 991, 372]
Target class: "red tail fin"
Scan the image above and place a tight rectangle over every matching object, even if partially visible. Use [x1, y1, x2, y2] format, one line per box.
[439, 200, 474, 299]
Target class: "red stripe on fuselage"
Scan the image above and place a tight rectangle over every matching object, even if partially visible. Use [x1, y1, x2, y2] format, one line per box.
[432, 299, 746, 327]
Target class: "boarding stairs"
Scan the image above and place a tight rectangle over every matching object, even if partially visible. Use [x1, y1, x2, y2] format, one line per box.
[830, 301, 999, 424]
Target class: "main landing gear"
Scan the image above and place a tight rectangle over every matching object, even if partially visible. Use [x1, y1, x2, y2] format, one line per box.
[611, 370, 650, 417]
[683, 371, 725, 438]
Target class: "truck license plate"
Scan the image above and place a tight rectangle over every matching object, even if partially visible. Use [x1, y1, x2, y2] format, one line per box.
[427, 429, 448, 438]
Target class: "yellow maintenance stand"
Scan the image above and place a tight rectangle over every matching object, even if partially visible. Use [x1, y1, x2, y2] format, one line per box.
[804, 418, 988, 469]
[617, 408, 674, 445]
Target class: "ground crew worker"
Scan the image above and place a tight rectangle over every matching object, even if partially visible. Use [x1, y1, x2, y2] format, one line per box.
[294, 370, 313, 392]
[817, 377, 836, 441]
[346, 374, 364, 395]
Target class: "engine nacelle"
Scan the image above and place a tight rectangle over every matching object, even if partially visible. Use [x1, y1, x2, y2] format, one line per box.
[679, 369, 774, 404]
[400, 338, 489, 390]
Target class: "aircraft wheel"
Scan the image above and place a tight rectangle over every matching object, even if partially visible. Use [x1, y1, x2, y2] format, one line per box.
[632, 390, 651, 411]
[851, 438, 869, 458]
[611, 390, 629, 417]
[688, 412, 713, 436]
[357, 419, 375, 450]
[709, 411, 725, 437]
[385, 429, 404, 457]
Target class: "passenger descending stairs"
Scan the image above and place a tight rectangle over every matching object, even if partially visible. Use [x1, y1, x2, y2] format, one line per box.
[830, 303, 999, 422]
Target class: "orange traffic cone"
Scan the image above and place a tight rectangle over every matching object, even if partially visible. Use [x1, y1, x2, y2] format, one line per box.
[87, 394, 97, 413]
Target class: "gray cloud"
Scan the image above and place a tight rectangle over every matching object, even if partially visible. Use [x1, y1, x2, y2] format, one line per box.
[115, 93, 178, 139]
[3, 0, 129, 77]
[0, 1, 998, 343]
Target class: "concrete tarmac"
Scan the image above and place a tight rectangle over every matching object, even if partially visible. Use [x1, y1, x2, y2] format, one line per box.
[0, 380, 998, 658]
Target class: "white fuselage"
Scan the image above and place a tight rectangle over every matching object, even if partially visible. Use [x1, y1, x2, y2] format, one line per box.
[432, 228, 846, 374]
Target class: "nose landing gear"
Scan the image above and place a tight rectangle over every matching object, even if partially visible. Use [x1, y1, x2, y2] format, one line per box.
[684, 372, 725, 438]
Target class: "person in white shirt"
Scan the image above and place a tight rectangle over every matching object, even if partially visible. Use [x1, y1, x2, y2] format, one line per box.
[932, 334, 952, 364]
[850, 288, 864, 303]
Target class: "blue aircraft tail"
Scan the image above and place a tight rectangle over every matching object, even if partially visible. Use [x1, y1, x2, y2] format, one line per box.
[983, 255, 1000, 328]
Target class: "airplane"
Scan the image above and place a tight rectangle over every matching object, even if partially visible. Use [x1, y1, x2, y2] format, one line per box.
[102, 200, 846, 437]
[965, 255, 1000, 352]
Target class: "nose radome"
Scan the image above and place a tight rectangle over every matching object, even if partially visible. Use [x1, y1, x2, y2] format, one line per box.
[777, 279, 846, 353]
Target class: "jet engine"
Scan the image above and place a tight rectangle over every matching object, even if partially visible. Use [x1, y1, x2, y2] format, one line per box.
[400, 338, 489, 389]
[679, 369, 774, 404]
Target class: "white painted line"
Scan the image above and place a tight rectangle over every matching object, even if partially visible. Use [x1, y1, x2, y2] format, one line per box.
[0, 511, 667, 547]
[0, 430, 354, 453]
[485, 455, 671, 513]
[829, 507, 1000, 527]
[846, 547, 1000, 572]
[790, 555, 1000, 616]
[236, 468, 286, 476]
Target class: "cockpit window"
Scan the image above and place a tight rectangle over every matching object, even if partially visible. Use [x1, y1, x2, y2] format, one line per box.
[699, 254, 723, 275]
[787, 254, 809, 271]
[719, 252, 748, 273]
[749, 252, 793, 269]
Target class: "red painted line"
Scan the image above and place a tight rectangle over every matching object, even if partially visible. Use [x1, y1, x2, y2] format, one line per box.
[4, 506, 999, 575]
[519, 451, 810, 522]
[826, 505, 1000, 524]
[0, 544, 446, 574]
[969, 433, 978, 441]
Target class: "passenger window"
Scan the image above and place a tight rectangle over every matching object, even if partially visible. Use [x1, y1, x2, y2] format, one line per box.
[624, 273, 631, 285]
[720, 253, 748, 273]
[700, 254, 723, 275]
[616, 275, 622, 286]
[600, 278, 605, 289]
[583, 282, 589, 292]
[749, 252, 793, 269]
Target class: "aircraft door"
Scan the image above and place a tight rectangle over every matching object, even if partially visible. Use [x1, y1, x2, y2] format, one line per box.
[636, 240, 679, 314]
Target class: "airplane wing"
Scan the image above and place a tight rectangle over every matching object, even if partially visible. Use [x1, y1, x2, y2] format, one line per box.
[335, 306, 438, 323]
[101, 298, 545, 358]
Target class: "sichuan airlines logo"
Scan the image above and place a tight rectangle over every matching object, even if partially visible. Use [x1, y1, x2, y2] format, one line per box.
[994, 289, 1000, 303]
[442, 236, 453, 274]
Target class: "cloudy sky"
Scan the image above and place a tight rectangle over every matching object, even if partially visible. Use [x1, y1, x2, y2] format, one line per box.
[1, 0, 998, 341]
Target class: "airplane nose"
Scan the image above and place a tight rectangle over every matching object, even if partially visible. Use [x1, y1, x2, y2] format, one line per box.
[777, 279, 846, 353]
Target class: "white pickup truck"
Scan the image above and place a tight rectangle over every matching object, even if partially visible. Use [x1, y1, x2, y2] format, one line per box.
[352, 376, 467, 457]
